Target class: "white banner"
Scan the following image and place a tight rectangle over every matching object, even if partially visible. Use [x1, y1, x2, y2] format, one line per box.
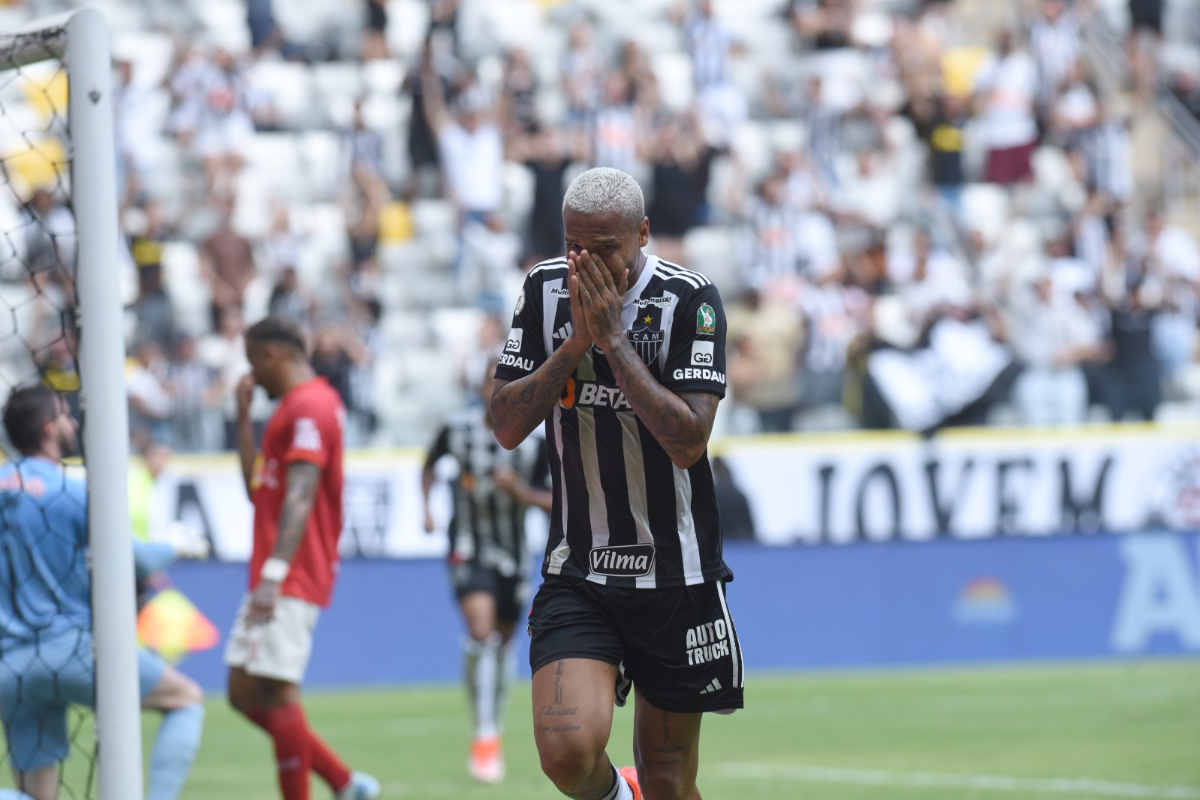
[150, 425, 1200, 560]
[716, 425, 1200, 545]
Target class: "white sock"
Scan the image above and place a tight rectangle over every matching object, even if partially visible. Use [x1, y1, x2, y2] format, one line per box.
[493, 641, 515, 735]
[464, 632, 501, 739]
[600, 765, 635, 800]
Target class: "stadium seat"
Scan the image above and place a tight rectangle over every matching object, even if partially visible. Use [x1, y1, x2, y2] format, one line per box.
[363, 59, 405, 96]
[683, 226, 740, 293]
[386, 0, 432, 60]
[651, 53, 695, 114]
[161, 242, 212, 336]
[246, 61, 316, 130]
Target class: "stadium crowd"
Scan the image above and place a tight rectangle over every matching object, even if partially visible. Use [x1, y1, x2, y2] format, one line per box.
[2, 0, 1200, 449]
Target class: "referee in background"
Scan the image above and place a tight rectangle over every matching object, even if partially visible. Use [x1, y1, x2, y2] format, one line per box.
[422, 357, 551, 784]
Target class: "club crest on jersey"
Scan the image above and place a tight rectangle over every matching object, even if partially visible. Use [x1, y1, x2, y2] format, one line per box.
[589, 544, 656, 578]
[626, 306, 665, 366]
[696, 304, 716, 335]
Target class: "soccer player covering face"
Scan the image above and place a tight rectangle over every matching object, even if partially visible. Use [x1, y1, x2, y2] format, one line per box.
[224, 317, 378, 800]
[0, 386, 205, 800]
[421, 359, 552, 783]
[491, 167, 744, 800]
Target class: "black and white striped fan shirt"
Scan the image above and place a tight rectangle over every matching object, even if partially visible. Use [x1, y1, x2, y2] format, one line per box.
[495, 255, 734, 590]
[426, 407, 549, 578]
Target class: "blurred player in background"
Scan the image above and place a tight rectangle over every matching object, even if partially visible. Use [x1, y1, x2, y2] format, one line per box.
[491, 167, 743, 800]
[0, 385, 206, 800]
[422, 358, 551, 783]
[223, 317, 379, 800]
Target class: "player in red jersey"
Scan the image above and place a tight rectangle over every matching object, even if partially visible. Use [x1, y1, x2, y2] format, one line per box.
[224, 316, 379, 800]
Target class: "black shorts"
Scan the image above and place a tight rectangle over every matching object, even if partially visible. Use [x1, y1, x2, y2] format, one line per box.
[528, 575, 745, 714]
[450, 560, 529, 624]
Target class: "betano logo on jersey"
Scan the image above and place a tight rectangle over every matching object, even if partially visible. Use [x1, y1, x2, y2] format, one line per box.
[589, 544, 655, 577]
[560, 380, 634, 411]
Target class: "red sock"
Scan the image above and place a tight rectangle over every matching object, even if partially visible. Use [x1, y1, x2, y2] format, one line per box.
[263, 704, 311, 800]
[245, 706, 350, 790]
[308, 729, 352, 792]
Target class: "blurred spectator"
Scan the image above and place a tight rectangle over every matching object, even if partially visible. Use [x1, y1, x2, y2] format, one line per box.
[127, 339, 174, 445]
[200, 200, 256, 329]
[684, 0, 733, 94]
[347, 298, 384, 445]
[1096, 274, 1162, 421]
[711, 457, 756, 540]
[1028, 0, 1079, 111]
[127, 200, 175, 346]
[38, 332, 82, 422]
[789, 0, 854, 50]
[911, 94, 969, 215]
[199, 306, 263, 449]
[1169, 67, 1200, 122]
[797, 276, 867, 410]
[727, 290, 805, 432]
[362, 0, 390, 60]
[591, 74, 645, 177]
[268, 267, 315, 329]
[1008, 271, 1106, 426]
[264, 202, 304, 279]
[311, 325, 367, 417]
[166, 333, 219, 453]
[499, 48, 539, 136]
[646, 112, 709, 266]
[423, 69, 504, 244]
[404, 36, 452, 198]
[191, 49, 256, 197]
[974, 31, 1040, 186]
[23, 188, 76, 281]
[734, 170, 802, 289]
[508, 124, 581, 265]
[347, 101, 386, 185]
[562, 19, 605, 122]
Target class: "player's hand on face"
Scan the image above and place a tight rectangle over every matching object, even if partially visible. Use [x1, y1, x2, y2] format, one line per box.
[247, 578, 280, 627]
[566, 254, 594, 351]
[573, 249, 627, 348]
[492, 465, 519, 497]
[236, 374, 256, 419]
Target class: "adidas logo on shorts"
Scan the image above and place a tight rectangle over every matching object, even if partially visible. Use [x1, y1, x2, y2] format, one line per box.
[699, 678, 723, 695]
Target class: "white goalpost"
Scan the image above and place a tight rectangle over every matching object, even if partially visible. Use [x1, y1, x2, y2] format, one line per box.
[1, 9, 143, 800]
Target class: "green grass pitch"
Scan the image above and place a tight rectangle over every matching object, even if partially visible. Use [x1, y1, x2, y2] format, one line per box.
[7, 659, 1199, 799]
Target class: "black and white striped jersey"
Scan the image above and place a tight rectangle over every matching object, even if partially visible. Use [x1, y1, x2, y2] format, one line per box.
[495, 255, 734, 589]
[425, 407, 549, 578]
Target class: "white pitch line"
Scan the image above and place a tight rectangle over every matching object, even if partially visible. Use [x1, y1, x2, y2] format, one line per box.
[718, 763, 1200, 799]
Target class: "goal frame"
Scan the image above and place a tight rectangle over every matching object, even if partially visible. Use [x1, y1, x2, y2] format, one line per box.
[2, 9, 143, 799]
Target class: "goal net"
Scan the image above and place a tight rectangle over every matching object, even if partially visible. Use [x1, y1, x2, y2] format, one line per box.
[0, 11, 143, 800]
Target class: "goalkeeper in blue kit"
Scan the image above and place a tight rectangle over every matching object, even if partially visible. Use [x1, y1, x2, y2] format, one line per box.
[0, 385, 205, 800]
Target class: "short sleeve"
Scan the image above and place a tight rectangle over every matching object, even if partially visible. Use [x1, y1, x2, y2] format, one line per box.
[282, 397, 337, 469]
[495, 272, 548, 382]
[661, 284, 728, 397]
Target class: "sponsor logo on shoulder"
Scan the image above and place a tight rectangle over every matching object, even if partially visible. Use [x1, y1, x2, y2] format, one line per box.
[690, 341, 714, 366]
[589, 544, 656, 578]
[505, 328, 524, 353]
[696, 303, 716, 335]
[500, 353, 535, 371]
[635, 296, 673, 308]
[514, 289, 525, 316]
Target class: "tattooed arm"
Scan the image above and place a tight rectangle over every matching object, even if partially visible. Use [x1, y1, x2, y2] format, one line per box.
[600, 336, 719, 469]
[491, 340, 587, 449]
[573, 249, 719, 469]
[492, 268, 594, 449]
[246, 461, 321, 625]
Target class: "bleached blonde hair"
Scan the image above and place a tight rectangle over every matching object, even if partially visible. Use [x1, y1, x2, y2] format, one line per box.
[562, 167, 645, 230]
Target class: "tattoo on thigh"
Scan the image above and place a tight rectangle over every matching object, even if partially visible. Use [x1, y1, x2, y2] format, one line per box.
[554, 659, 564, 704]
[537, 724, 583, 734]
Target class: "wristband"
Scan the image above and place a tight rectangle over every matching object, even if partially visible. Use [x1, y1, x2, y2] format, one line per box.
[260, 557, 290, 583]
